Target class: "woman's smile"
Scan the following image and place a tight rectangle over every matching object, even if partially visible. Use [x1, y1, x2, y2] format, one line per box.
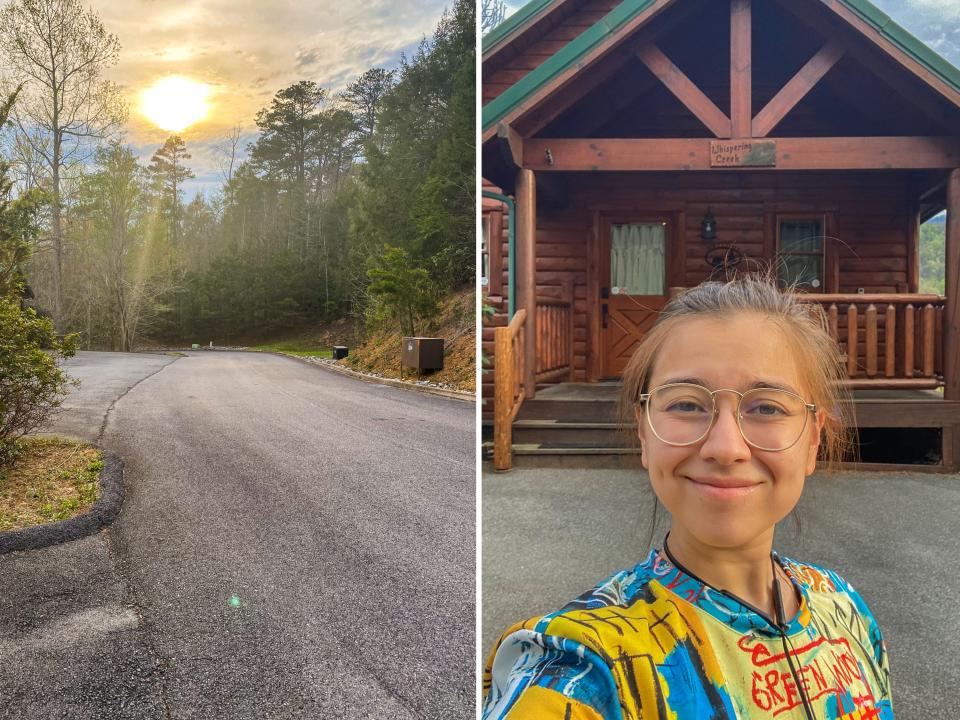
[684, 474, 763, 499]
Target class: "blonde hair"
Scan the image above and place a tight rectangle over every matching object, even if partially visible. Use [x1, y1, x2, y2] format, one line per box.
[619, 275, 855, 469]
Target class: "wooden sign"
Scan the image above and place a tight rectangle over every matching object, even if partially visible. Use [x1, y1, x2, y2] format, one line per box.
[710, 140, 777, 167]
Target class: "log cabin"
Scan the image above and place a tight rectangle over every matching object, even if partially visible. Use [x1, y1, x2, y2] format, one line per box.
[481, 0, 960, 471]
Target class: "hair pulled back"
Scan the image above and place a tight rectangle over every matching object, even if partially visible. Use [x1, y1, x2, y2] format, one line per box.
[619, 275, 855, 469]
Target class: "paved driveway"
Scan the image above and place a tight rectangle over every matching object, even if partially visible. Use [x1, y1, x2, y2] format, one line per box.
[483, 466, 960, 720]
[0, 351, 475, 719]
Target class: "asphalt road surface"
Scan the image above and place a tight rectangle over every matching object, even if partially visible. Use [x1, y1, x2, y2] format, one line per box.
[483, 466, 960, 720]
[0, 351, 475, 719]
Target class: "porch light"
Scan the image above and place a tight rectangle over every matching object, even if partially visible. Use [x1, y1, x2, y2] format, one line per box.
[701, 208, 717, 241]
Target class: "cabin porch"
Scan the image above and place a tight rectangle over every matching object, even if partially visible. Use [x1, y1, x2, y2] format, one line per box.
[486, 381, 960, 472]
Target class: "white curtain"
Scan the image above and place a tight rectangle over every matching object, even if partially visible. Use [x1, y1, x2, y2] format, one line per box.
[611, 223, 665, 295]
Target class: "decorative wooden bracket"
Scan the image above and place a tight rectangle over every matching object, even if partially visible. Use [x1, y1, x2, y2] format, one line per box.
[752, 38, 847, 138]
[636, 43, 732, 138]
[496, 123, 524, 170]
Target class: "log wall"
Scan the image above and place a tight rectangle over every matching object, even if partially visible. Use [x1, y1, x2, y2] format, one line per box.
[481, 171, 921, 412]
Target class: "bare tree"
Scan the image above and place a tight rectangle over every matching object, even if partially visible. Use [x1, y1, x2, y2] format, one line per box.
[482, 0, 507, 33]
[214, 124, 243, 186]
[0, 0, 126, 331]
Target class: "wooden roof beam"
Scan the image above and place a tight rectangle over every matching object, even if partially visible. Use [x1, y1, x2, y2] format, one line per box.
[752, 38, 846, 138]
[636, 43, 732, 138]
[730, 0, 752, 138]
[497, 123, 524, 170]
[522, 136, 960, 171]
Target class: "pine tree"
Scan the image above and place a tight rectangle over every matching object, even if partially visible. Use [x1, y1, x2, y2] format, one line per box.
[147, 135, 194, 246]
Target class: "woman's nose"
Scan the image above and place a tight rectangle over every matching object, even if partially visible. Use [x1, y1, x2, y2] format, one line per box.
[698, 398, 752, 464]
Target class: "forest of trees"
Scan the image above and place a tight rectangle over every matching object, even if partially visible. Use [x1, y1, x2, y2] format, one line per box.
[0, 0, 474, 350]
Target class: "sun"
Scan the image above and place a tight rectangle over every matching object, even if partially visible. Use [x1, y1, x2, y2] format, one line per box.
[141, 76, 211, 132]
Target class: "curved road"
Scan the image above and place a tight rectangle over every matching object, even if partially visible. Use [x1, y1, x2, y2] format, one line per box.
[0, 351, 475, 719]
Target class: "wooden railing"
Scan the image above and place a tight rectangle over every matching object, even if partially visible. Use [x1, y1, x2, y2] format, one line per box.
[494, 308, 527, 471]
[804, 294, 946, 389]
[535, 278, 575, 383]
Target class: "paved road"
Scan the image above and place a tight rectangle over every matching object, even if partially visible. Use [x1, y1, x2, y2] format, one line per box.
[0, 351, 475, 719]
[483, 466, 960, 720]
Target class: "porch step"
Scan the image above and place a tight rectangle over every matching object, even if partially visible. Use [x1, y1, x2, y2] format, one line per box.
[513, 419, 636, 445]
[481, 442, 642, 469]
[516, 399, 619, 422]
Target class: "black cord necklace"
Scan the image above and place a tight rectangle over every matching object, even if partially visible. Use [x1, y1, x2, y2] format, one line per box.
[661, 535, 817, 720]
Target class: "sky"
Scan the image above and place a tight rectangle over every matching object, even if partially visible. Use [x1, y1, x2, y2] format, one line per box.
[500, 0, 960, 68]
[88, 0, 451, 198]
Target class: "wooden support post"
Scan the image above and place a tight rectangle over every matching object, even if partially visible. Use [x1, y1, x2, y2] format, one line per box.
[865, 304, 877, 377]
[730, 0, 751, 138]
[885, 304, 896, 378]
[904, 304, 915, 377]
[923, 304, 936, 378]
[847, 304, 858, 377]
[517, 168, 537, 398]
[945, 169, 960, 399]
[494, 326, 513, 471]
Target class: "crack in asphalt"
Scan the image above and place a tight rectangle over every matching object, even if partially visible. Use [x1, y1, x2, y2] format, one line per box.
[96, 355, 181, 446]
[103, 530, 174, 720]
[96, 356, 182, 720]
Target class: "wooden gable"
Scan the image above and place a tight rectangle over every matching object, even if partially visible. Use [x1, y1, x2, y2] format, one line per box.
[483, 0, 960, 143]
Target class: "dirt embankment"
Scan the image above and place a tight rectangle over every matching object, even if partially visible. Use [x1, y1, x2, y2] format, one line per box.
[342, 287, 475, 393]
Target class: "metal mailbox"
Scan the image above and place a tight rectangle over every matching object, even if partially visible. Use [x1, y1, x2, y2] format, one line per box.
[333, 345, 348, 359]
[401, 337, 444, 371]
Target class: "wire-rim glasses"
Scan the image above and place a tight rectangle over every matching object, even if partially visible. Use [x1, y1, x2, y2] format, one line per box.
[637, 383, 817, 452]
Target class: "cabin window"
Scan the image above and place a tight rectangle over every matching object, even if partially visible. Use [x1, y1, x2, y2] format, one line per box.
[610, 223, 665, 295]
[777, 217, 824, 290]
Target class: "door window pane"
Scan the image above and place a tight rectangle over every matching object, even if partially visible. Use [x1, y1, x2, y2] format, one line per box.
[611, 223, 665, 295]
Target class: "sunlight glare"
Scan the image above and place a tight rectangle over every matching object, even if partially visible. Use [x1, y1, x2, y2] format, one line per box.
[141, 76, 211, 132]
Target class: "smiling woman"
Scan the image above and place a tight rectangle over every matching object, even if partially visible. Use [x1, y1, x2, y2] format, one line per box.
[482, 277, 893, 720]
[140, 75, 211, 131]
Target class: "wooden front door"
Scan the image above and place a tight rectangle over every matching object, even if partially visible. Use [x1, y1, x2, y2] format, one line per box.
[601, 218, 670, 378]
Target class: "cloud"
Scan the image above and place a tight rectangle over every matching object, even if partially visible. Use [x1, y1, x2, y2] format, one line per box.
[86, 0, 449, 185]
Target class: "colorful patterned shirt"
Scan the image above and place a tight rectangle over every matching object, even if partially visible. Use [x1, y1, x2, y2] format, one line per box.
[483, 549, 892, 720]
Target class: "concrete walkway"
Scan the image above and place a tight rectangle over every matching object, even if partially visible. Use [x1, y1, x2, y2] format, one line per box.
[483, 466, 960, 720]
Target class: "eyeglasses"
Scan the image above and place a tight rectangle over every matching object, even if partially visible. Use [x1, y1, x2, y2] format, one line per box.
[637, 383, 817, 452]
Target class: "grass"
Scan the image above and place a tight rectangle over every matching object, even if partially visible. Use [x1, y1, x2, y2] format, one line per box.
[0, 438, 103, 532]
[249, 341, 333, 358]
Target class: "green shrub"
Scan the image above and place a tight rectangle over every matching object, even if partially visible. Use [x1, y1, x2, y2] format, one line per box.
[0, 299, 77, 465]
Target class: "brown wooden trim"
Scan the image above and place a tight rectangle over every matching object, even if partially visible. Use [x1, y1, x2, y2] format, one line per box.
[752, 38, 846, 138]
[636, 44, 732, 138]
[482, 0, 574, 65]
[945, 168, 960, 400]
[730, 0, 751, 138]
[522, 137, 960, 171]
[515, 43, 638, 137]
[516, 169, 538, 399]
[587, 211, 602, 382]
[907, 199, 920, 293]
[483, 0, 678, 142]
[825, 211, 840, 293]
[670, 210, 686, 288]
[489, 209, 504, 297]
[853, 398, 960, 425]
[763, 210, 776, 266]
[497, 123, 524, 169]
[815, 293, 944, 303]
[814, 0, 960, 111]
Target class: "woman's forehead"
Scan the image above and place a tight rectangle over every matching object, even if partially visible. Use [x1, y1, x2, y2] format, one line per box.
[649, 314, 804, 390]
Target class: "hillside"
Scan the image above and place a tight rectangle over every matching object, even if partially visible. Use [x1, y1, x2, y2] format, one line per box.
[340, 287, 475, 393]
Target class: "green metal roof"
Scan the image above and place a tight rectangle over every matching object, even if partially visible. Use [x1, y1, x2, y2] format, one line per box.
[482, 0, 960, 134]
[482, 0, 557, 56]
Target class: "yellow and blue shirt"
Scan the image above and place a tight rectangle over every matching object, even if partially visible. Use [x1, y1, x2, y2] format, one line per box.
[483, 549, 892, 720]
